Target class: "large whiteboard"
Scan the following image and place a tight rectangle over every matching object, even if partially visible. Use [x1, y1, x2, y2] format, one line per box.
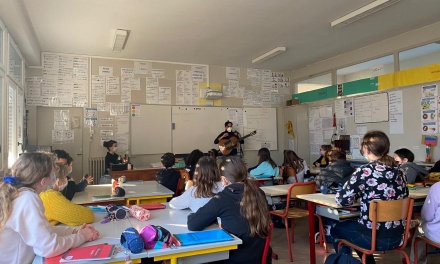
[130, 105, 172, 155]
[243, 108, 277, 150]
[354, 92, 389, 123]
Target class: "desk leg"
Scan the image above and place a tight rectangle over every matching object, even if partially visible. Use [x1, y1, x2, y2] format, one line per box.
[308, 201, 316, 264]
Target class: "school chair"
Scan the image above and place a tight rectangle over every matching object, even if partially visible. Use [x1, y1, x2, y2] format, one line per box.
[270, 181, 316, 262]
[314, 214, 329, 252]
[414, 236, 440, 264]
[178, 169, 189, 194]
[338, 198, 414, 264]
[262, 222, 274, 264]
[284, 166, 298, 183]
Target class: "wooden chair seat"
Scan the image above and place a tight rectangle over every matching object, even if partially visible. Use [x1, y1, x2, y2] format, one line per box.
[271, 207, 309, 218]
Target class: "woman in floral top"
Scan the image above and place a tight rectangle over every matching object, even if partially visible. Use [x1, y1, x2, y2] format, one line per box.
[331, 131, 408, 264]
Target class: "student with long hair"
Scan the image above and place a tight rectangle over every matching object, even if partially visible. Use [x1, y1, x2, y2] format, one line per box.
[184, 149, 205, 190]
[169, 156, 224, 212]
[188, 157, 272, 264]
[249, 147, 279, 178]
[331, 131, 408, 264]
[313, 144, 332, 168]
[40, 163, 95, 226]
[283, 150, 309, 183]
[0, 152, 99, 263]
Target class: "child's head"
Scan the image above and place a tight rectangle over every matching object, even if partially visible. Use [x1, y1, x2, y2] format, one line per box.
[193, 156, 220, 198]
[185, 149, 204, 167]
[53, 149, 73, 174]
[393, 148, 414, 164]
[219, 156, 248, 184]
[0, 152, 55, 229]
[320, 145, 332, 156]
[328, 148, 346, 162]
[161, 152, 175, 168]
[53, 163, 69, 191]
[283, 150, 302, 165]
[103, 140, 118, 151]
[360, 131, 390, 158]
[208, 149, 219, 159]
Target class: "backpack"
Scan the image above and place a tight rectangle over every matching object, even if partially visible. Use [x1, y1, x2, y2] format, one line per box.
[324, 253, 361, 264]
[120, 227, 145, 254]
[139, 225, 173, 249]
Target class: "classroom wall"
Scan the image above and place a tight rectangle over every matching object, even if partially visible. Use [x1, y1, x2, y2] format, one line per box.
[287, 80, 440, 164]
[26, 55, 290, 173]
[291, 21, 440, 83]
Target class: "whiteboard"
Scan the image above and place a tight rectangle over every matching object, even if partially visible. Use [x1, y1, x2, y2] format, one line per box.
[243, 108, 277, 150]
[354, 92, 389, 123]
[130, 104, 172, 155]
[172, 106, 232, 154]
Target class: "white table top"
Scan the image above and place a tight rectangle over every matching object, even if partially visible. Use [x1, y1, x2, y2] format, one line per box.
[262, 184, 430, 208]
[34, 205, 242, 263]
[72, 181, 174, 205]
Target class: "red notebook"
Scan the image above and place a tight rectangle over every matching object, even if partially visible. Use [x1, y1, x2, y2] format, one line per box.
[135, 202, 166, 210]
[58, 243, 115, 262]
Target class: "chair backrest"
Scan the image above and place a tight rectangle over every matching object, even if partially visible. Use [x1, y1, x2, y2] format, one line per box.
[368, 198, 414, 252]
[262, 222, 274, 264]
[178, 169, 189, 193]
[288, 181, 316, 199]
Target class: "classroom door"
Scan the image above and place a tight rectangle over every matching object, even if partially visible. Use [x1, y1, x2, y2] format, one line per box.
[36, 107, 83, 181]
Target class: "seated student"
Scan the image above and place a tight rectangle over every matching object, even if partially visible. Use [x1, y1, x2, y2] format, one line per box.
[208, 148, 222, 167]
[103, 140, 122, 174]
[315, 148, 354, 188]
[394, 148, 428, 184]
[313, 144, 332, 168]
[156, 152, 180, 195]
[409, 181, 440, 264]
[331, 131, 408, 264]
[283, 149, 309, 183]
[169, 156, 224, 212]
[184, 149, 205, 190]
[379, 154, 398, 167]
[249, 147, 279, 178]
[40, 163, 95, 226]
[53, 149, 92, 201]
[188, 157, 272, 264]
[0, 152, 99, 264]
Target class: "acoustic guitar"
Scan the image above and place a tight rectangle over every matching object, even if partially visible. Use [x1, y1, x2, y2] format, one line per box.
[218, 130, 257, 155]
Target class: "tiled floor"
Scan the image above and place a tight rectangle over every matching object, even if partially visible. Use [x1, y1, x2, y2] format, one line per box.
[269, 217, 440, 264]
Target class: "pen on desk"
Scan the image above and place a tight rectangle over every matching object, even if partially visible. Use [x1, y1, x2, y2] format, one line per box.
[217, 217, 222, 228]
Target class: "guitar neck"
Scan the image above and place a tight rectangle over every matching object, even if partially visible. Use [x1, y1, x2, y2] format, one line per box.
[238, 131, 256, 141]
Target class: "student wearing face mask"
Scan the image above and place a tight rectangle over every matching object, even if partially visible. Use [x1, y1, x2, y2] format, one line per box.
[39, 163, 95, 226]
[53, 150, 92, 201]
[214, 121, 244, 156]
[103, 140, 121, 174]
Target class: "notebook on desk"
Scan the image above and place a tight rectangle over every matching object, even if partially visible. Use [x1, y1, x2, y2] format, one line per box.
[173, 229, 234, 246]
[135, 202, 166, 210]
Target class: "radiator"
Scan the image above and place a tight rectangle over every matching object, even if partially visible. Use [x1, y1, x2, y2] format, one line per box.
[88, 158, 105, 184]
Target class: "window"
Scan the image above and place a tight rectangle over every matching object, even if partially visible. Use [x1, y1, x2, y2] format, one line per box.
[336, 55, 394, 84]
[0, 75, 3, 172]
[7, 82, 17, 167]
[0, 24, 4, 69]
[399, 43, 440, 71]
[296, 73, 332, 93]
[8, 36, 23, 86]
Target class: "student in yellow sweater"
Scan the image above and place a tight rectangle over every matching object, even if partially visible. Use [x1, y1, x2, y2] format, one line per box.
[40, 163, 94, 226]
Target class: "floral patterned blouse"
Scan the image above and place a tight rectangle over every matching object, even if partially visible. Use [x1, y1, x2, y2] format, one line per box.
[335, 161, 408, 233]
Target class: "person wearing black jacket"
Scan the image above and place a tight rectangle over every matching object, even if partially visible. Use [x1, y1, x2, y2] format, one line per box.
[188, 157, 272, 264]
[214, 121, 244, 156]
[315, 148, 354, 188]
[156, 152, 180, 197]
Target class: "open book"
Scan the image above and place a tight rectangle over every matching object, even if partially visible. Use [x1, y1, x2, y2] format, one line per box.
[59, 243, 115, 262]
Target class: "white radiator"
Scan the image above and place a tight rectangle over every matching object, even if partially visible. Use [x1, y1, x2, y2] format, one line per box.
[88, 158, 105, 184]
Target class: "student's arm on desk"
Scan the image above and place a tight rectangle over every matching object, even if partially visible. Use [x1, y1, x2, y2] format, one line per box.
[187, 199, 218, 231]
[335, 170, 362, 207]
[421, 182, 440, 222]
[169, 186, 193, 209]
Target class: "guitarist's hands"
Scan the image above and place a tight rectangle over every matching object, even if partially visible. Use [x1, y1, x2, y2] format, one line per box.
[219, 132, 229, 140]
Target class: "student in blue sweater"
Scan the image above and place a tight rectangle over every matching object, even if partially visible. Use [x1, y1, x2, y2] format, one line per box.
[249, 148, 279, 178]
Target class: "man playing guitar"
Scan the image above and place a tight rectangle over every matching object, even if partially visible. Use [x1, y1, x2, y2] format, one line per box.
[214, 121, 244, 156]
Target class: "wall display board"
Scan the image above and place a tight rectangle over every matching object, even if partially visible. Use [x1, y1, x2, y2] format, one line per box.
[354, 92, 389, 123]
[243, 108, 277, 150]
[130, 104, 172, 155]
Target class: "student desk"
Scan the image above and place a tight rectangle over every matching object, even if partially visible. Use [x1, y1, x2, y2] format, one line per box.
[33, 205, 241, 264]
[72, 181, 174, 205]
[110, 168, 185, 182]
[295, 188, 430, 264]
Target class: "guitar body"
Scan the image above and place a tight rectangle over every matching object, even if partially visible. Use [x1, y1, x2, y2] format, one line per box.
[217, 130, 257, 155]
[218, 137, 240, 155]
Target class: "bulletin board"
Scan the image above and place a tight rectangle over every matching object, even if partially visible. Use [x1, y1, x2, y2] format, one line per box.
[130, 104, 172, 155]
[354, 92, 389, 123]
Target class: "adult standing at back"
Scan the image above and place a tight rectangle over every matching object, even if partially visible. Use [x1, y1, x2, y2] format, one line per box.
[103, 140, 121, 174]
[214, 121, 244, 156]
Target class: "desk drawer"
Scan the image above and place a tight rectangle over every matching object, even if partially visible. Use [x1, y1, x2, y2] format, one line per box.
[316, 205, 360, 221]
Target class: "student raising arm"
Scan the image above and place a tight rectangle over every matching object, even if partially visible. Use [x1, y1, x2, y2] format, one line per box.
[0, 153, 99, 264]
[187, 156, 272, 264]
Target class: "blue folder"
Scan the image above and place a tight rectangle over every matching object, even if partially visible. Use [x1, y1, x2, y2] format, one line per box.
[173, 229, 234, 246]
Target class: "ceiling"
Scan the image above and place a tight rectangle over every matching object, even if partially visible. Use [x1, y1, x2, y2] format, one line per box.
[2, 0, 440, 71]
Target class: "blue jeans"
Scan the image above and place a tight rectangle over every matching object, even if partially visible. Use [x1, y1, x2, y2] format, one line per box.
[331, 220, 403, 264]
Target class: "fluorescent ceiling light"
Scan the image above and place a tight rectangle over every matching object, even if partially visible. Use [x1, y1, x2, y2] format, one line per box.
[113, 29, 130, 52]
[331, 0, 401, 28]
[252, 47, 287, 64]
